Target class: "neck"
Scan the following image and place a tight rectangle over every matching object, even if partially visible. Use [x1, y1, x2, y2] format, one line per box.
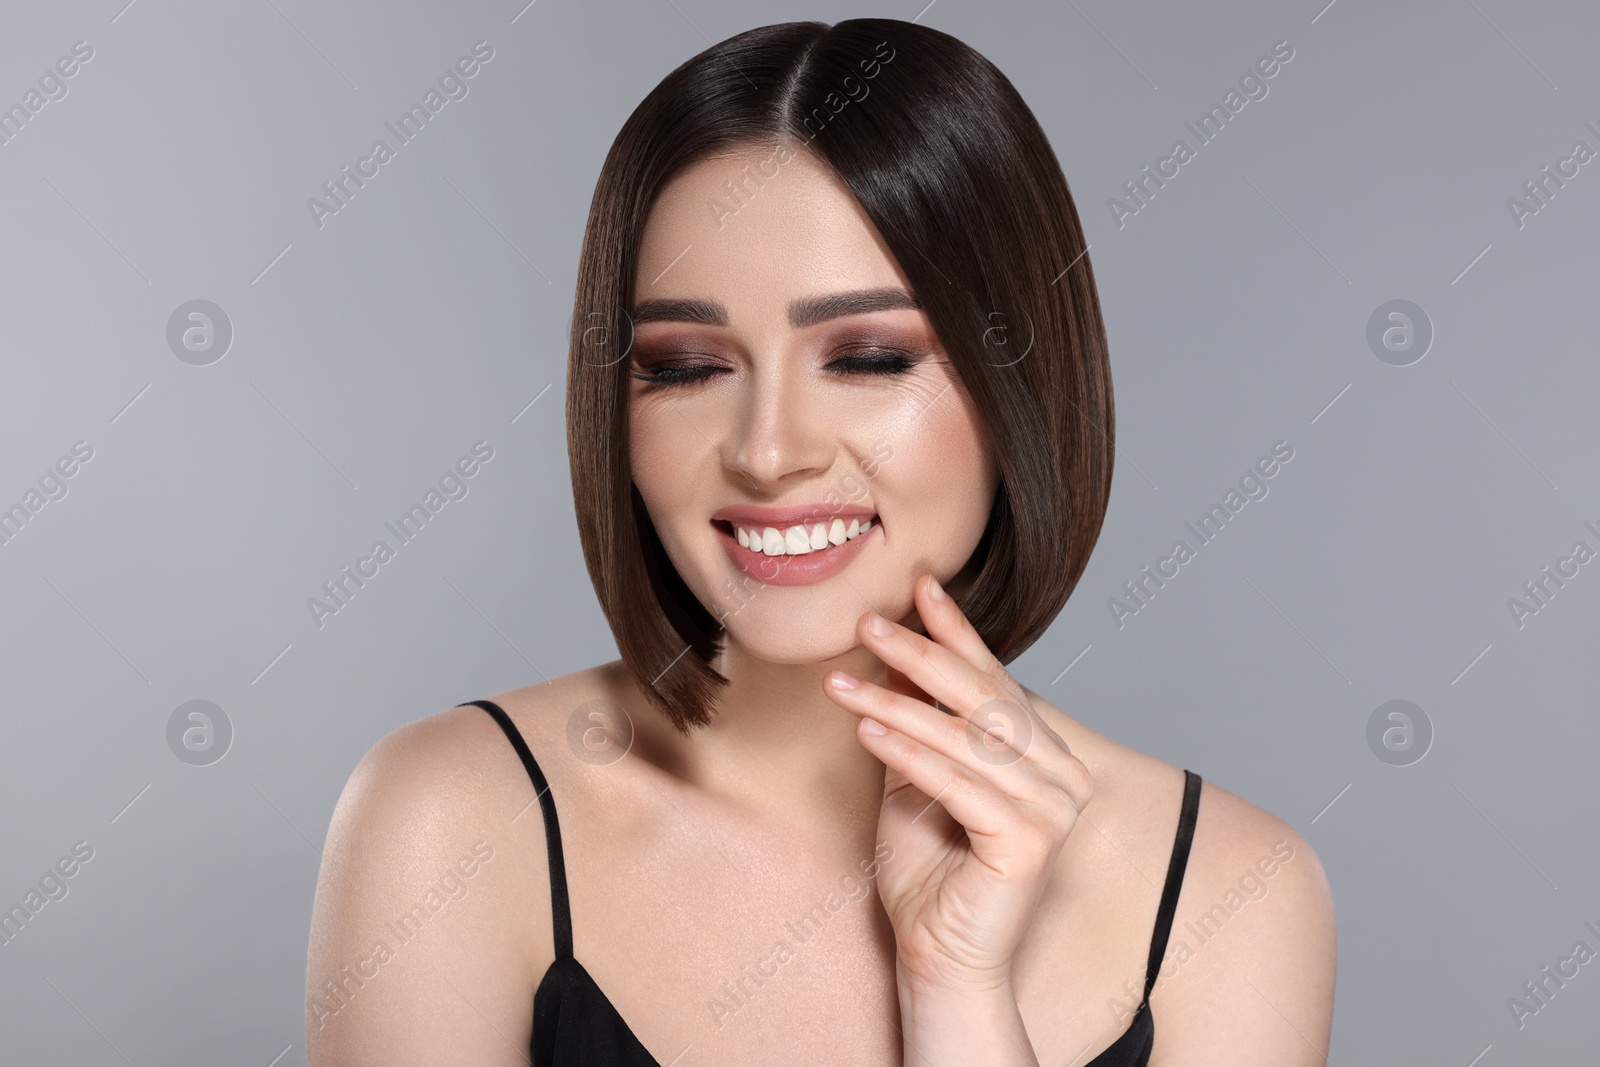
[657, 632, 903, 823]
[625, 565, 974, 822]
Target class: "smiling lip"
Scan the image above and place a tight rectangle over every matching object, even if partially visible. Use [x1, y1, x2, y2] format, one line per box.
[710, 504, 879, 587]
[711, 503, 877, 527]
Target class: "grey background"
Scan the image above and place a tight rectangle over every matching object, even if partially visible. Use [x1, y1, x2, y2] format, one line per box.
[1, 0, 1595, 1062]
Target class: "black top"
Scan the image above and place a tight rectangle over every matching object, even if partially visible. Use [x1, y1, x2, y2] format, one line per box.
[463, 698, 1203, 1066]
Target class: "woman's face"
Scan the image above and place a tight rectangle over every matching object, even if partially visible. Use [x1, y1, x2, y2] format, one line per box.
[627, 142, 999, 665]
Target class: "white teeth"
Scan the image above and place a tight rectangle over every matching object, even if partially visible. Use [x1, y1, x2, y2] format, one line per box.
[733, 517, 875, 556]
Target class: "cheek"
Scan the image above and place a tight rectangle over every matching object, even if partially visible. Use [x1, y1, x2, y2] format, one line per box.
[885, 388, 996, 540]
[628, 401, 701, 511]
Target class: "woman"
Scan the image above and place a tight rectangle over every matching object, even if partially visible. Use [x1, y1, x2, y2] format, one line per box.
[307, 18, 1335, 1065]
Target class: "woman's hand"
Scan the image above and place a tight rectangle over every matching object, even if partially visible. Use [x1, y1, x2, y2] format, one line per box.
[823, 573, 1094, 1002]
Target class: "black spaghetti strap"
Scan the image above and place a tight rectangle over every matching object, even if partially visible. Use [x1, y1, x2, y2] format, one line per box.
[459, 699, 574, 961]
[1141, 768, 1202, 1003]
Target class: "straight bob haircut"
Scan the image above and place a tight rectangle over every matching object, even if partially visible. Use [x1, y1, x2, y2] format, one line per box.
[566, 18, 1113, 733]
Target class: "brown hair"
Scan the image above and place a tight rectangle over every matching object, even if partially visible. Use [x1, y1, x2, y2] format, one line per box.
[566, 18, 1113, 733]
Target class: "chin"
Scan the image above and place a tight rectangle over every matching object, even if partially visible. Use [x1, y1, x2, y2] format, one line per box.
[722, 627, 863, 666]
[706, 588, 885, 666]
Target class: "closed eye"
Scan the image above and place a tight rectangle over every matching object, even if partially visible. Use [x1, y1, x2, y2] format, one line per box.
[631, 348, 921, 389]
[630, 361, 725, 387]
[825, 349, 921, 376]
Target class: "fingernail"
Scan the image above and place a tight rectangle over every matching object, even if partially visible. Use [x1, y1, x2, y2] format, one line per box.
[831, 671, 861, 690]
[865, 612, 894, 637]
[860, 717, 888, 736]
[926, 575, 946, 601]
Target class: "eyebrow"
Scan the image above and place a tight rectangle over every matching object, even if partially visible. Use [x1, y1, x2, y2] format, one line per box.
[630, 286, 922, 329]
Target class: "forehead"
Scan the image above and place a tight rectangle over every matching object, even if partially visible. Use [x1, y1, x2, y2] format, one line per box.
[631, 145, 913, 324]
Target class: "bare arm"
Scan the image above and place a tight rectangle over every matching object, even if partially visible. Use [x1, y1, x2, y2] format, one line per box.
[306, 707, 550, 1066]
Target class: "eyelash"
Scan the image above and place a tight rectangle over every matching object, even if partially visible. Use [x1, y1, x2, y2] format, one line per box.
[632, 349, 920, 388]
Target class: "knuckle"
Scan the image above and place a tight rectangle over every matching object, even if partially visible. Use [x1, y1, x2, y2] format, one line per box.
[1063, 757, 1095, 809]
[1053, 782, 1083, 822]
[940, 763, 981, 800]
[865, 685, 899, 716]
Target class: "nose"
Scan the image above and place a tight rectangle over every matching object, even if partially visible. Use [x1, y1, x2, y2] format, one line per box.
[722, 360, 833, 489]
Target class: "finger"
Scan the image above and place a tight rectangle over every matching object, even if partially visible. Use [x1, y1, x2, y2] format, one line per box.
[857, 606, 1005, 723]
[857, 600, 1064, 767]
[884, 661, 935, 712]
[828, 672, 1077, 811]
[849, 712, 1023, 844]
[916, 573, 1011, 685]
[912, 574, 1075, 762]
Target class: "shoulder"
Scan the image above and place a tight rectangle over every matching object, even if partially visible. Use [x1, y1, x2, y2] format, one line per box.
[1024, 686, 1334, 941]
[1023, 688, 1335, 1064]
[1148, 775, 1337, 1063]
[317, 697, 551, 899]
[305, 670, 613, 1063]
[324, 665, 627, 846]
[1179, 776, 1336, 956]
[328, 701, 519, 833]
